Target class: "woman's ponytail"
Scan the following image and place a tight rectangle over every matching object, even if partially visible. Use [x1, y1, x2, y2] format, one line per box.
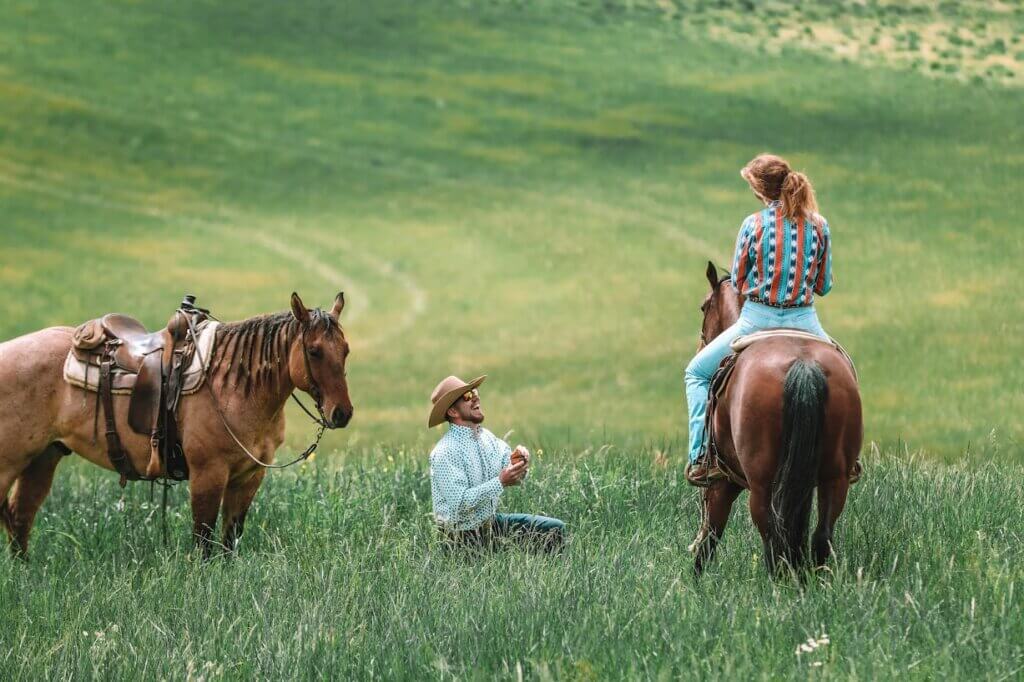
[742, 154, 822, 226]
[780, 171, 820, 226]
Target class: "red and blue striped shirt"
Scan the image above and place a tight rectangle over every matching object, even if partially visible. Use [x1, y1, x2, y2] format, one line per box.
[730, 201, 833, 307]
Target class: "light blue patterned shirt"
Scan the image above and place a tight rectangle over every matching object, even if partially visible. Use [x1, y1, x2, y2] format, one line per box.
[430, 424, 513, 531]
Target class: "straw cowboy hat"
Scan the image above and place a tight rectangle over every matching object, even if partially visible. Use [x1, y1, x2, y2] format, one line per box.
[428, 374, 487, 428]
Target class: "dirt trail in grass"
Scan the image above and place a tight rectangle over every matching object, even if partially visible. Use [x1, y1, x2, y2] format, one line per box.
[0, 168, 433, 347]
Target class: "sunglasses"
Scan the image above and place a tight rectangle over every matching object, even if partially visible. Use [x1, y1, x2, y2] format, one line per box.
[460, 389, 480, 403]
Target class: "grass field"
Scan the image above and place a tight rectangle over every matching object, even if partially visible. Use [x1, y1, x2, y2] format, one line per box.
[2, 454, 1023, 679]
[1, 0, 1023, 678]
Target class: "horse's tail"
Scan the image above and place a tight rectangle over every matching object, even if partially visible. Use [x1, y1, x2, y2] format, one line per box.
[767, 359, 827, 573]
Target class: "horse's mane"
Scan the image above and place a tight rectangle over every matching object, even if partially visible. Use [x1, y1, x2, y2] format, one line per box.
[213, 309, 335, 395]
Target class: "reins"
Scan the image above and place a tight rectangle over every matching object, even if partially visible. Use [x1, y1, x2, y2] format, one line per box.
[184, 310, 330, 471]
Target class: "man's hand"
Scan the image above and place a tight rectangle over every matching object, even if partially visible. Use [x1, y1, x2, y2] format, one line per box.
[499, 460, 527, 487]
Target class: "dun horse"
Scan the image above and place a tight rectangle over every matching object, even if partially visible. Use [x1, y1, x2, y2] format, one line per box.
[0, 292, 353, 558]
[690, 263, 862, 576]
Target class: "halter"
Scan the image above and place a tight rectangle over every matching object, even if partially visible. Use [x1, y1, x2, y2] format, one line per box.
[295, 312, 333, 428]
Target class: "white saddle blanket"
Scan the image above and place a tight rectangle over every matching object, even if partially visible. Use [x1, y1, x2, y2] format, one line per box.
[730, 328, 833, 352]
[730, 328, 857, 381]
[63, 321, 219, 396]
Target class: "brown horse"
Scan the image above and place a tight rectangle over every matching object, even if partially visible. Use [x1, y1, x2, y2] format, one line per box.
[0, 292, 353, 558]
[690, 263, 862, 576]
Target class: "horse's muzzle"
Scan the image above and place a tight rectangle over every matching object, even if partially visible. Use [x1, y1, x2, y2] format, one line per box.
[330, 406, 353, 429]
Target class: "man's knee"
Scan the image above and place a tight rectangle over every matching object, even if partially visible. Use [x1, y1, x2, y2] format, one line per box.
[541, 518, 566, 551]
[542, 517, 566, 535]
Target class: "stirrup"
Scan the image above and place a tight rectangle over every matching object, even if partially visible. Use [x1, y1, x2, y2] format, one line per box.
[686, 460, 727, 488]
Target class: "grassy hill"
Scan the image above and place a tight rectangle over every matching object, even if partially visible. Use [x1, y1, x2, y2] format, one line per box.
[1, 0, 1021, 458]
[2, 1, 1024, 678]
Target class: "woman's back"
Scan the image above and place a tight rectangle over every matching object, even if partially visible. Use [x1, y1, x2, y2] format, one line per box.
[731, 201, 832, 308]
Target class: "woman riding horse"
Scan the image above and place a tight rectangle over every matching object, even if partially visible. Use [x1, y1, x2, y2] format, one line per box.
[685, 154, 833, 485]
[684, 155, 861, 576]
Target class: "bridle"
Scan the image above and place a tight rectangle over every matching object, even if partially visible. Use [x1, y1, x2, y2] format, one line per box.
[698, 275, 734, 349]
[186, 309, 339, 471]
[294, 317, 332, 427]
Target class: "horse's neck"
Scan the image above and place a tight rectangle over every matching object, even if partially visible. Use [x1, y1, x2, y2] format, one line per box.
[210, 320, 299, 422]
[721, 290, 743, 330]
[254, 361, 297, 421]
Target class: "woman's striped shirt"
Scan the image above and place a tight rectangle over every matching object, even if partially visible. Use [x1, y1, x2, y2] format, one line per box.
[730, 201, 833, 307]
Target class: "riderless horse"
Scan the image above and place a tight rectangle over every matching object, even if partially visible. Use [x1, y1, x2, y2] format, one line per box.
[0, 292, 352, 558]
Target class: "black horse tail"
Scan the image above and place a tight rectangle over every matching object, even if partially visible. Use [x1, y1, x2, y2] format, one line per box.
[767, 359, 827, 574]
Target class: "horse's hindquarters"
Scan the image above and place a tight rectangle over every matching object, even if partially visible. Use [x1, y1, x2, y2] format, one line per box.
[0, 328, 80, 467]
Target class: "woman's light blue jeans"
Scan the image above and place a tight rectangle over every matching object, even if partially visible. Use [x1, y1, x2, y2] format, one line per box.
[685, 300, 829, 464]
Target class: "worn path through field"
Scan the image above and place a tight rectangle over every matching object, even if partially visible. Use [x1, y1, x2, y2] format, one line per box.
[0, 164, 432, 348]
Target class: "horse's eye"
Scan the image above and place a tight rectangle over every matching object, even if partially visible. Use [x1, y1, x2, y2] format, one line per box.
[309, 347, 323, 359]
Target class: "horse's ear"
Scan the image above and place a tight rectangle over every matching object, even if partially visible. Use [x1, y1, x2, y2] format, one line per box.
[290, 292, 310, 326]
[706, 261, 720, 290]
[329, 291, 345, 320]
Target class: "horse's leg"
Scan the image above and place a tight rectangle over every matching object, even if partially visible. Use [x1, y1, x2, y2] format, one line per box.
[0, 471, 17, 552]
[4, 445, 64, 558]
[693, 480, 743, 577]
[747, 484, 777, 573]
[812, 477, 850, 567]
[189, 463, 230, 559]
[221, 469, 266, 553]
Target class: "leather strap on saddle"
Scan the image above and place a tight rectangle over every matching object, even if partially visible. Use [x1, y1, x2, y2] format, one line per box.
[100, 348, 140, 487]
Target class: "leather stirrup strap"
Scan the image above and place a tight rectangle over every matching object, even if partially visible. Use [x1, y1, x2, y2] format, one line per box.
[100, 351, 138, 487]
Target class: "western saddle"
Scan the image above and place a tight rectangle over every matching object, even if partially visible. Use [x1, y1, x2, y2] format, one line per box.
[67, 296, 213, 486]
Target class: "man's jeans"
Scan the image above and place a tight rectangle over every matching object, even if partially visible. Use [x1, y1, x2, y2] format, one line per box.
[684, 301, 829, 464]
[442, 513, 566, 552]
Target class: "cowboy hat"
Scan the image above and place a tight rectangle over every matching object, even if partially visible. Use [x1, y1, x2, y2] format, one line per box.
[428, 374, 487, 428]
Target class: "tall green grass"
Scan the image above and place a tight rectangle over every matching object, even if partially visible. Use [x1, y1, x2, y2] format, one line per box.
[2, 450, 1022, 679]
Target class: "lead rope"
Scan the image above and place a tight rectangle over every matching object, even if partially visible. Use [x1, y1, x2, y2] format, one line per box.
[183, 312, 328, 470]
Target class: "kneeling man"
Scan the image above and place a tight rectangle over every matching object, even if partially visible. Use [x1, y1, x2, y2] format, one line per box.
[428, 374, 565, 551]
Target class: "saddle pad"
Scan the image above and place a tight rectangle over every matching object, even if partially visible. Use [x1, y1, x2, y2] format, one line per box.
[730, 328, 832, 352]
[63, 321, 220, 395]
[729, 328, 858, 382]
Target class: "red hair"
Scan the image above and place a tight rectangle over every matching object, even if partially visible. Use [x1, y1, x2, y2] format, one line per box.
[741, 154, 820, 226]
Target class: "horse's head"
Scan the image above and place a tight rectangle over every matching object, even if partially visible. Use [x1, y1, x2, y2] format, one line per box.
[698, 261, 743, 350]
[288, 292, 353, 429]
